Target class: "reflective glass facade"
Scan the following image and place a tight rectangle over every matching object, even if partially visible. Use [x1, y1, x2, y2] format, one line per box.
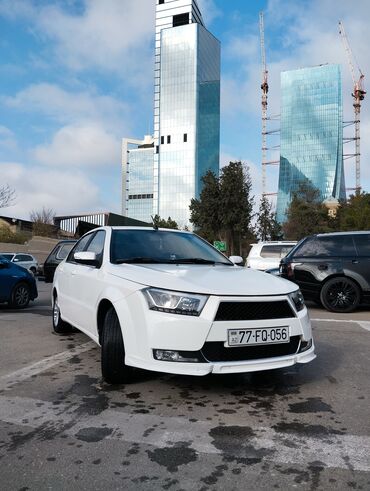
[122, 137, 154, 223]
[154, 0, 220, 227]
[276, 65, 346, 223]
[126, 147, 154, 222]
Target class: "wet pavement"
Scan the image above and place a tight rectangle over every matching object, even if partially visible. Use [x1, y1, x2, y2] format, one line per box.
[0, 281, 369, 490]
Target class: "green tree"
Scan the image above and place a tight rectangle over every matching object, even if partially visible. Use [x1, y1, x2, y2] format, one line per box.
[337, 192, 370, 230]
[189, 170, 221, 243]
[190, 162, 254, 255]
[219, 161, 254, 255]
[255, 195, 283, 241]
[282, 180, 329, 240]
[152, 215, 178, 229]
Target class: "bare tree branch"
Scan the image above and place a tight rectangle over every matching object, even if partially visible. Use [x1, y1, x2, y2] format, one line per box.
[30, 207, 56, 237]
[0, 184, 16, 209]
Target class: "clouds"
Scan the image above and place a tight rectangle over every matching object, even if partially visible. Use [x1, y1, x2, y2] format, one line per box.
[0, 0, 155, 83]
[0, 162, 101, 218]
[221, 0, 370, 192]
[33, 124, 121, 168]
[3, 83, 129, 129]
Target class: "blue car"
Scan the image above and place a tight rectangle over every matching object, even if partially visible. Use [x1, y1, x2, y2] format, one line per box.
[0, 256, 38, 308]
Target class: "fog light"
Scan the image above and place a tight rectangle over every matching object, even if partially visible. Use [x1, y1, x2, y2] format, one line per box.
[153, 350, 201, 363]
[299, 338, 313, 353]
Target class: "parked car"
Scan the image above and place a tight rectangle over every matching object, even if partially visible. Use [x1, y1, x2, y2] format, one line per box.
[0, 252, 38, 275]
[246, 241, 297, 271]
[279, 231, 370, 313]
[0, 256, 38, 308]
[52, 226, 315, 384]
[43, 240, 77, 283]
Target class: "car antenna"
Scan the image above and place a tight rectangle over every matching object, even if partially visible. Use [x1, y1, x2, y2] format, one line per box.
[151, 215, 158, 230]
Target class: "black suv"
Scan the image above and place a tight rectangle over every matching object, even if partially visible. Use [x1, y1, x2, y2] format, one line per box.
[43, 240, 77, 283]
[280, 231, 370, 313]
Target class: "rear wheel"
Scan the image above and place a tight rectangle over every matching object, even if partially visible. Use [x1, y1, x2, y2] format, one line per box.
[101, 307, 133, 384]
[10, 282, 30, 308]
[52, 295, 73, 333]
[320, 277, 361, 313]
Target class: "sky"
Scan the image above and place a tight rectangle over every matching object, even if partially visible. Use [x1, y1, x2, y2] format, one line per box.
[0, 0, 369, 220]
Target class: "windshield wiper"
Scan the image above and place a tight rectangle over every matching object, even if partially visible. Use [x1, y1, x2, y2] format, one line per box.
[114, 257, 163, 264]
[171, 258, 231, 265]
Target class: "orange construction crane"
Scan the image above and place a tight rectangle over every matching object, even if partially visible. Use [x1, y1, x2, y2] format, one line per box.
[260, 12, 269, 196]
[339, 20, 366, 193]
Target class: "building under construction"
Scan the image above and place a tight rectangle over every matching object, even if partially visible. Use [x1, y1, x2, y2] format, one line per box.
[259, 14, 365, 221]
[276, 64, 346, 223]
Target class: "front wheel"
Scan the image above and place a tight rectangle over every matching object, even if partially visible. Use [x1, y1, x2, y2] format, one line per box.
[101, 307, 133, 384]
[10, 282, 30, 308]
[320, 277, 361, 313]
[52, 295, 73, 333]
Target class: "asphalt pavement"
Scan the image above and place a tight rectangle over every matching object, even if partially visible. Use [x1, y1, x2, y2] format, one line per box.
[0, 281, 369, 490]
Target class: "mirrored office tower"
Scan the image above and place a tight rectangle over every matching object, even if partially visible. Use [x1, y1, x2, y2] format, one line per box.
[154, 0, 220, 227]
[276, 64, 346, 223]
[122, 136, 154, 223]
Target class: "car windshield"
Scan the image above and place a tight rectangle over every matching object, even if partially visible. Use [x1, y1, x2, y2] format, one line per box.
[110, 230, 232, 265]
[0, 254, 14, 261]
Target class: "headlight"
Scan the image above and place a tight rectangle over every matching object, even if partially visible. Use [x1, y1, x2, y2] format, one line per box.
[289, 289, 305, 312]
[143, 288, 208, 316]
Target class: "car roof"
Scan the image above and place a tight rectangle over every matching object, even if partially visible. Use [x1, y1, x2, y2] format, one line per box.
[250, 241, 297, 246]
[315, 231, 370, 237]
[106, 226, 191, 233]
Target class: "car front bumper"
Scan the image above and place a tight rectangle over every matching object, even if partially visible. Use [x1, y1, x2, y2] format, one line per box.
[114, 292, 316, 376]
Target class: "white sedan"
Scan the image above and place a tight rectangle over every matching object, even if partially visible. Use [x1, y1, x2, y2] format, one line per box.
[52, 226, 315, 384]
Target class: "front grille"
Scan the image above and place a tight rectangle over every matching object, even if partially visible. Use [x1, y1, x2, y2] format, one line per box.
[214, 301, 295, 321]
[201, 336, 301, 362]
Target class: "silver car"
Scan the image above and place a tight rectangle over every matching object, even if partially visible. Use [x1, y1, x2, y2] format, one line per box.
[0, 253, 39, 275]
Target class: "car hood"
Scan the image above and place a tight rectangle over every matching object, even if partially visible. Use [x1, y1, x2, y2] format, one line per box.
[107, 263, 297, 296]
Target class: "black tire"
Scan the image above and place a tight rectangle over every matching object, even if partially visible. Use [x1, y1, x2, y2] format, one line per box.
[101, 307, 133, 384]
[52, 295, 73, 333]
[320, 277, 361, 313]
[10, 282, 31, 308]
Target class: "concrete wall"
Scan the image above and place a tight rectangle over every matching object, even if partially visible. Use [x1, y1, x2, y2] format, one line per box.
[0, 236, 60, 264]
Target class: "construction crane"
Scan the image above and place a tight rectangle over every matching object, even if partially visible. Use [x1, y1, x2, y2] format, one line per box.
[339, 20, 366, 193]
[259, 12, 269, 196]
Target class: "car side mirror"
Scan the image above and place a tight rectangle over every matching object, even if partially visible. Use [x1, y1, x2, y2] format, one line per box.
[74, 251, 99, 267]
[229, 255, 244, 266]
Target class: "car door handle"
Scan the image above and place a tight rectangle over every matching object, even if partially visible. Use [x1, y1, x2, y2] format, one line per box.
[318, 264, 328, 271]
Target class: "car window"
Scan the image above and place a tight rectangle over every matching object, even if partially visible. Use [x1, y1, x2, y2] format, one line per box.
[56, 243, 75, 260]
[86, 230, 106, 256]
[23, 255, 34, 262]
[280, 245, 295, 257]
[353, 234, 370, 256]
[0, 253, 14, 261]
[14, 254, 30, 262]
[294, 235, 356, 257]
[260, 245, 284, 258]
[67, 234, 94, 262]
[110, 230, 232, 265]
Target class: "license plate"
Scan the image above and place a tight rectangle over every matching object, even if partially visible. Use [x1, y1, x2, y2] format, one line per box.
[227, 327, 290, 346]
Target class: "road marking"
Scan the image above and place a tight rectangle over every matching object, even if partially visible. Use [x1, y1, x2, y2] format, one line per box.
[0, 342, 96, 391]
[312, 318, 370, 332]
[0, 394, 369, 472]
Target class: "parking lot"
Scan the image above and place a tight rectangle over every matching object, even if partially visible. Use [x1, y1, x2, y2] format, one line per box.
[0, 281, 370, 490]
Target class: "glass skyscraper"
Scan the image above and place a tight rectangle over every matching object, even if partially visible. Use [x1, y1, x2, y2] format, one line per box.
[122, 136, 154, 223]
[153, 0, 220, 227]
[276, 64, 346, 223]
